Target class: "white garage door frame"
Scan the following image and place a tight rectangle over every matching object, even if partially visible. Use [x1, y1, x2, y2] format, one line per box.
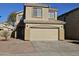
[30, 27, 59, 41]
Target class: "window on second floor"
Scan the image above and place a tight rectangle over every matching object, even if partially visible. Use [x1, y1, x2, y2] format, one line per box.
[32, 7, 42, 18]
[48, 9, 55, 19]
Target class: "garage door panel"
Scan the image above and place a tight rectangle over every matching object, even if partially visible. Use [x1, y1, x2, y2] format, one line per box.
[30, 28, 58, 41]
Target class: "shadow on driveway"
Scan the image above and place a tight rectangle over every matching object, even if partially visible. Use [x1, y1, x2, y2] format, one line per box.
[69, 41, 79, 44]
[66, 39, 79, 44]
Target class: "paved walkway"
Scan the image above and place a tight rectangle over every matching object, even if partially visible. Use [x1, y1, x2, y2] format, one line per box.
[0, 39, 79, 56]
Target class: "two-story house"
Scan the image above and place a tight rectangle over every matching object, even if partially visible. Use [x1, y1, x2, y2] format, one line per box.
[15, 3, 65, 41]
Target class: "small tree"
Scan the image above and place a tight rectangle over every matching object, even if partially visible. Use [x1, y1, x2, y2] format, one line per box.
[7, 12, 16, 26]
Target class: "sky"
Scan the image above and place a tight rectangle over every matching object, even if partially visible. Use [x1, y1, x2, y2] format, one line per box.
[51, 3, 79, 15]
[0, 3, 23, 23]
[0, 3, 79, 23]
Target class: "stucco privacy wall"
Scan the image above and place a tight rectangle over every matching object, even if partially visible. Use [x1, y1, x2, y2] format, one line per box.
[24, 24, 65, 41]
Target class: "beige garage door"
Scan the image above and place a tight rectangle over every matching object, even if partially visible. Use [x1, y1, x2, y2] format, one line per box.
[30, 28, 58, 41]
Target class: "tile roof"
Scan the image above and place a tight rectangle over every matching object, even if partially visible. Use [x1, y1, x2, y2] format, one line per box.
[58, 7, 79, 17]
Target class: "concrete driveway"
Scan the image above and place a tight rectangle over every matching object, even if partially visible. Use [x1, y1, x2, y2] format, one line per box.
[0, 39, 79, 56]
[30, 40, 79, 56]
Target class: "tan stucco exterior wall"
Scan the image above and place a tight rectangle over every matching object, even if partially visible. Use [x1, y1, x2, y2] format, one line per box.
[59, 27, 65, 40]
[24, 24, 65, 41]
[24, 26, 30, 41]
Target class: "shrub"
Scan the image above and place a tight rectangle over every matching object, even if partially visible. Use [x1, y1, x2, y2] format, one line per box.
[0, 30, 10, 41]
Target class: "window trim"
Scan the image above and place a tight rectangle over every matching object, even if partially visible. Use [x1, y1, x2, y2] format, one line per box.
[48, 9, 55, 19]
[32, 7, 42, 18]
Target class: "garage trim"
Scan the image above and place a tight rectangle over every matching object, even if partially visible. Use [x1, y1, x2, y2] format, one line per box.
[30, 27, 60, 41]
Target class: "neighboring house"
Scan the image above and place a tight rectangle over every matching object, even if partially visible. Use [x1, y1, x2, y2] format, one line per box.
[15, 3, 65, 41]
[58, 8, 79, 40]
[14, 11, 24, 39]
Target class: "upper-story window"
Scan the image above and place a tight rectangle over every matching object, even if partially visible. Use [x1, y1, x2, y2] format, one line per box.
[33, 7, 42, 18]
[48, 9, 55, 19]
